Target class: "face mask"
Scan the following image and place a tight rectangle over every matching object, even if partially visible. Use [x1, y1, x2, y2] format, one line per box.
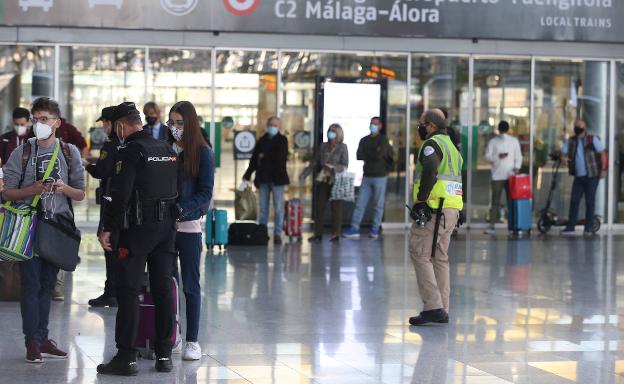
[14, 125, 27, 137]
[170, 126, 183, 142]
[267, 126, 279, 137]
[327, 131, 337, 141]
[146, 116, 158, 126]
[370, 124, 379, 135]
[418, 123, 428, 140]
[34, 122, 53, 141]
[574, 126, 585, 136]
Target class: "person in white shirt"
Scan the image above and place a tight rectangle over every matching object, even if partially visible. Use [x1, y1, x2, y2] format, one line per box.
[484, 121, 523, 233]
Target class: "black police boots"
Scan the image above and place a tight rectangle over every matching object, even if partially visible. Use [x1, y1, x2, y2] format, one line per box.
[409, 309, 449, 326]
[155, 357, 173, 372]
[97, 355, 138, 376]
[88, 294, 117, 308]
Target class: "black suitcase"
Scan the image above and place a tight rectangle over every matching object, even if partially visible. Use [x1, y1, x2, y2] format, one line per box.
[228, 223, 269, 246]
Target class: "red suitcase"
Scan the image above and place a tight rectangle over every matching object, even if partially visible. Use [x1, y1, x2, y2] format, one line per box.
[284, 199, 303, 242]
[509, 174, 532, 200]
[135, 276, 180, 359]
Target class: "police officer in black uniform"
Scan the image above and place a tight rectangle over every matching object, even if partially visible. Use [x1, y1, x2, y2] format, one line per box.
[97, 102, 179, 376]
[87, 106, 120, 308]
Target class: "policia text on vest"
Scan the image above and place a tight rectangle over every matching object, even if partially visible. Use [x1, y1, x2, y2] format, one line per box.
[408, 109, 463, 326]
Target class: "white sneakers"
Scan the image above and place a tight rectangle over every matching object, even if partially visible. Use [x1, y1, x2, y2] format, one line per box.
[182, 342, 202, 361]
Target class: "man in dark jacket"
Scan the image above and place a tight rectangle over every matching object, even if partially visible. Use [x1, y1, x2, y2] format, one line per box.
[86, 106, 120, 307]
[344, 117, 393, 240]
[243, 116, 289, 244]
[0, 107, 34, 165]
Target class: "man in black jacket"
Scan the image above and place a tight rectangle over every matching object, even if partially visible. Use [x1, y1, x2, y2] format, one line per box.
[243, 116, 290, 245]
[86, 106, 120, 307]
[344, 117, 393, 240]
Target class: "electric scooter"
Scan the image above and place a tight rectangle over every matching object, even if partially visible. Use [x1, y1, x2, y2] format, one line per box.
[537, 153, 601, 234]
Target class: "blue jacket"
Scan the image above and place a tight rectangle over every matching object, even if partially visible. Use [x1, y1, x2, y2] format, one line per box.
[179, 145, 214, 222]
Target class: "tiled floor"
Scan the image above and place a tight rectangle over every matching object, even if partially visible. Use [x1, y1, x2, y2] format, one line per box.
[1, 229, 623, 383]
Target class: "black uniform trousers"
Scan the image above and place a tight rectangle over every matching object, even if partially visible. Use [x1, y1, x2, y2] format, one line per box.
[114, 220, 176, 360]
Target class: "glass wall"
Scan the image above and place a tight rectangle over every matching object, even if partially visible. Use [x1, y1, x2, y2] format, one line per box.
[533, 60, 609, 223]
[214, 50, 278, 212]
[409, 55, 470, 209]
[281, 52, 408, 224]
[616, 63, 624, 223]
[0, 45, 55, 135]
[472, 58, 531, 224]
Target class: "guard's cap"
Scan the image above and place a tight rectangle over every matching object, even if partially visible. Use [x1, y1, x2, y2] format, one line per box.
[96, 106, 116, 122]
[112, 102, 141, 122]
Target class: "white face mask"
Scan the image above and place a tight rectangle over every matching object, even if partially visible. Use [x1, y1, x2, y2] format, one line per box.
[170, 126, 183, 142]
[14, 125, 28, 137]
[34, 122, 53, 140]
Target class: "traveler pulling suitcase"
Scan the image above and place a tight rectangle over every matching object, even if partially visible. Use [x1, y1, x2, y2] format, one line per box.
[205, 209, 228, 250]
[283, 199, 303, 242]
[228, 223, 269, 246]
[135, 275, 180, 359]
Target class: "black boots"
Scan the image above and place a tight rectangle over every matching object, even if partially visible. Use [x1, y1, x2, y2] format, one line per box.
[97, 355, 138, 376]
[409, 309, 449, 326]
[155, 357, 173, 372]
[88, 294, 117, 307]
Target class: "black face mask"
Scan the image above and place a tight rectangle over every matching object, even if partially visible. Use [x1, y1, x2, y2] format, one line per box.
[146, 116, 158, 126]
[574, 126, 585, 136]
[418, 123, 428, 140]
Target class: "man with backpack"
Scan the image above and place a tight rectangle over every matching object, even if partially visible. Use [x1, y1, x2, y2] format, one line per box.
[2, 97, 85, 363]
[560, 119, 608, 236]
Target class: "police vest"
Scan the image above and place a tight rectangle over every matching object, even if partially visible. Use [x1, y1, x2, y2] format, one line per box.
[413, 134, 464, 210]
[132, 138, 178, 201]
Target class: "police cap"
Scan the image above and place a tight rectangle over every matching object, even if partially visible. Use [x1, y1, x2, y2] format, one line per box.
[96, 106, 116, 122]
[112, 102, 141, 122]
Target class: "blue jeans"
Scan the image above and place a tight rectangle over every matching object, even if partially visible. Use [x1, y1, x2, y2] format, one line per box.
[566, 176, 600, 232]
[350, 176, 388, 231]
[175, 232, 202, 342]
[259, 183, 285, 236]
[20, 257, 59, 342]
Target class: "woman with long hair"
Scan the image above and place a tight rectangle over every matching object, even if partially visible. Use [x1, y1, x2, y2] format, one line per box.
[167, 101, 214, 360]
[300, 123, 349, 242]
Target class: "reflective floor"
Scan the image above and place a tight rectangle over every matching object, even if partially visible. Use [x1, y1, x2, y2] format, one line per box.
[1, 230, 623, 383]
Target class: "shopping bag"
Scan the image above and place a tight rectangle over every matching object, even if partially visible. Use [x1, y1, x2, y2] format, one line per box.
[330, 172, 355, 202]
[235, 182, 258, 221]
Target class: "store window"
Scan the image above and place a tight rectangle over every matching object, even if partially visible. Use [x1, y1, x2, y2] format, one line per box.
[472, 58, 531, 224]
[214, 50, 278, 212]
[0, 45, 55, 135]
[281, 51, 407, 224]
[147, 48, 212, 126]
[616, 62, 624, 223]
[533, 60, 609, 225]
[409, 55, 470, 213]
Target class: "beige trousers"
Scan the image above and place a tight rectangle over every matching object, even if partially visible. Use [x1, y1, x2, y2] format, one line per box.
[409, 208, 459, 312]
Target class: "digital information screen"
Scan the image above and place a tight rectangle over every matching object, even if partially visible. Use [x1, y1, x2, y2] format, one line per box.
[322, 81, 381, 187]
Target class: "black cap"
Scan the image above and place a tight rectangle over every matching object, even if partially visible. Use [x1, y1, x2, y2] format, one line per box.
[96, 106, 116, 122]
[112, 102, 141, 122]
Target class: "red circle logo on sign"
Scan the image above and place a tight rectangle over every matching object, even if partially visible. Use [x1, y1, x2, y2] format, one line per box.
[223, 0, 260, 16]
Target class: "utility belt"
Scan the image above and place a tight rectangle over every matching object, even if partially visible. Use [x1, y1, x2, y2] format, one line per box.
[123, 191, 178, 228]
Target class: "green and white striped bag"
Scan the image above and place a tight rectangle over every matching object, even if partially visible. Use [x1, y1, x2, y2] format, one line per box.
[0, 142, 59, 262]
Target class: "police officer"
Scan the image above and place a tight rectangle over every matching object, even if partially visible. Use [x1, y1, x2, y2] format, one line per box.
[408, 109, 463, 326]
[97, 102, 179, 376]
[87, 106, 120, 308]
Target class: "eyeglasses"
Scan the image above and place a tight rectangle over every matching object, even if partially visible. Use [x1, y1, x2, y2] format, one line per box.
[31, 116, 58, 125]
[167, 120, 184, 128]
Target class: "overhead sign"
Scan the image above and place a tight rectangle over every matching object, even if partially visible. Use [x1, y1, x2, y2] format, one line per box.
[234, 130, 256, 160]
[2, 0, 623, 43]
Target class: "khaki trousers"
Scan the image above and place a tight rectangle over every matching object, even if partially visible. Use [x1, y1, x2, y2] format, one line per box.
[409, 208, 459, 312]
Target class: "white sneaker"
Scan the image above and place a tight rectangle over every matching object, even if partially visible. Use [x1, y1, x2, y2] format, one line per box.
[182, 342, 202, 361]
[483, 228, 496, 235]
[172, 339, 182, 354]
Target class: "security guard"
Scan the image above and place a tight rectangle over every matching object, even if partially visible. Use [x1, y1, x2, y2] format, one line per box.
[87, 106, 120, 308]
[408, 109, 463, 326]
[97, 102, 179, 376]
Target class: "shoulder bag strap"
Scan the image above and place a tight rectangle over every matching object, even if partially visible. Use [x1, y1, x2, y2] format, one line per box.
[30, 140, 60, 208]
[18, 141, 32, 188]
